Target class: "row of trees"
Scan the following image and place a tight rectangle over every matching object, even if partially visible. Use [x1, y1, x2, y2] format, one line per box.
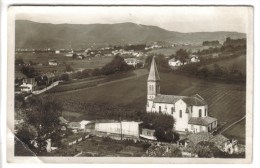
[202, 40, 220, 46]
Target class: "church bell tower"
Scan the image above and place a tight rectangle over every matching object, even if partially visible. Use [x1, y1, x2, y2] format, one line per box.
[147, 56, 160, 100]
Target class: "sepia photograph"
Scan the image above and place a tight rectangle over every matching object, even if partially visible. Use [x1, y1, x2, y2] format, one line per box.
[6, 5, 253, 163]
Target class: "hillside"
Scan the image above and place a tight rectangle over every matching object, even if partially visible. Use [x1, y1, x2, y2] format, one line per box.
[15, 20, 246, 49]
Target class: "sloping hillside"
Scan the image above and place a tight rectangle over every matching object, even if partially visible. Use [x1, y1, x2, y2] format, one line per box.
[15, 20, 246, 49]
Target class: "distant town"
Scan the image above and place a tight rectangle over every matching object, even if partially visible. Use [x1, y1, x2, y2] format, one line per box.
[14, 20, 247, 158]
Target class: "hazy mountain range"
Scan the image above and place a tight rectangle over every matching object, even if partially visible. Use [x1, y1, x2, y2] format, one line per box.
[15, 20, 246, 49]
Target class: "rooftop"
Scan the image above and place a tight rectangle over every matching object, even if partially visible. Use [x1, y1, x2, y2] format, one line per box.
[188, 116, 218, 126]
[182, 94, 207, 106]
[153, 94, 186, 104]
[181, 133, 229, 146]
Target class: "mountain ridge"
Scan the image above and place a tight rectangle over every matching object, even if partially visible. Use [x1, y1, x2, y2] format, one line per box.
[15, 20, 246, 49]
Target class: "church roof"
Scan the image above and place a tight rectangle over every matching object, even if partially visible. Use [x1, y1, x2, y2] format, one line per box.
[153, 94, 186, 104]
[188, 116, 217, 126]
[148, 56, 160, 81]
[182, 94, 207, 106]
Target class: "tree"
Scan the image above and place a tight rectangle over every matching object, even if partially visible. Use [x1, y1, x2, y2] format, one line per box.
[176, 49, 189, 64]
[65, 64, 73, 72]
[16, 123, 37, 148]
[22, 96, 63, 151]
[145, 55, 170, 72]
[101, 55, 133, 75]
[15, 58, 24, 66]
[20, 66, 38, 78]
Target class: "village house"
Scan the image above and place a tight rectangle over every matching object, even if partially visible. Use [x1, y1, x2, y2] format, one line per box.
[124, 58, 140, 67]
[48, 59, 58, 66]
[19, 78, 37, 93]
[168, 58, 183, 67]
[190, 54, 200, 63]
[20, 83, 33, 93]
[147, 57, 218, 133]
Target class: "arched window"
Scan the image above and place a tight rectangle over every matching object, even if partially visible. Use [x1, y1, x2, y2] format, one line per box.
[180, 110, 182, 118]
[171, 107, 174, 114]
[199, 109, 202, 117]
[159, 106, 161, 113]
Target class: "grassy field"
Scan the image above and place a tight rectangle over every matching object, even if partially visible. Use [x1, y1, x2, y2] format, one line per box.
[148, 45, 211, 56]
[205, 55, 246, 75]
[46, 69, 246, 143]
[16, 53, 114, 73]
[67, 57, 113, 70]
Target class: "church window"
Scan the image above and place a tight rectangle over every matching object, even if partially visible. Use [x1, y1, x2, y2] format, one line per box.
[199, 109, 202, 117]
[180, 110, 182, 118]
[159, 106, 161, 113]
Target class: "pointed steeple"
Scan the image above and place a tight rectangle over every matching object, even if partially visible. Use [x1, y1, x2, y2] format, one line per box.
[148, 56, 160, 81]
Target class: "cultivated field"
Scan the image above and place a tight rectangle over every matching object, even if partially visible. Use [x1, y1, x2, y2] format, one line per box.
[148, 45, 211, 56]
[222, 119, 246, 144]
[45, 69, 246, 143]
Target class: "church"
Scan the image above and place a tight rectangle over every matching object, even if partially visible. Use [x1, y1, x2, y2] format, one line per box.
[146, 57, 218, 133]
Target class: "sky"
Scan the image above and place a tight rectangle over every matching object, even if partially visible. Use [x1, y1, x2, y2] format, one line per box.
[14, 6, 251, 33]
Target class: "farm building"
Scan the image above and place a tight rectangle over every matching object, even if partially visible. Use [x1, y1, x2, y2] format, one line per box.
[147, 57, 218, 133]
[94, 121, 142, 139]
[140, 128, 157, 140]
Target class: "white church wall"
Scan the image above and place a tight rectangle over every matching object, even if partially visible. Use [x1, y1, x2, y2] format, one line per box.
[192, 105, 208, 117]
[146, 100, 154, 112]
[174, 100, 189, 131]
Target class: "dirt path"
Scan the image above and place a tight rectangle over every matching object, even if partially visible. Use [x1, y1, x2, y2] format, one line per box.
[50, 69, 148, 95]
[219, 115, 246, 134]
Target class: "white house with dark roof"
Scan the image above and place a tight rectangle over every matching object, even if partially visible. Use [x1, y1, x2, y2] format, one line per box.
[146, 57, 218, 133]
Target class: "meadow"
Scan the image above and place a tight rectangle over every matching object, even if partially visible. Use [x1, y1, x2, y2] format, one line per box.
[16, 52, 114, 73]
[148, 45, 211, 56]
[46, 70, 246, 143]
